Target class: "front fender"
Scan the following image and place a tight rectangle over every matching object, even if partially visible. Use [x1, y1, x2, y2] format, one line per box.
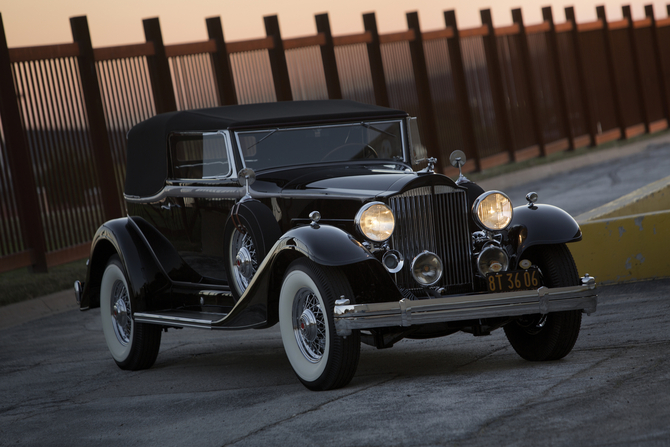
[233, 224, 397, 328]
[510, 204, 582, 257]
[80, 217, 170, 312]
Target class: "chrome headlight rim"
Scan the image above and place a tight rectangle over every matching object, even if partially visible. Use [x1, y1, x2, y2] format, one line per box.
[355, 201, 395, 243]
[472, 190, 513, 231]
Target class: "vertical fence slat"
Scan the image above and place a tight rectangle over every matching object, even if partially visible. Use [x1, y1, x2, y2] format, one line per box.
[406, 12, 441, 169]
[481, 9, 514, 163]
[206, 17, 237, 106]
[512, 9, 546, 156]
[623, 6, 650, 133]
[543, 7, 575, 150]
[316, 13, 342, 100]
[143, 17, 177, 114]
[596, 6, 625, 139]
[0, 13, 48, 272]
[363, 13, 390, 107]
[646, 5, 670, 128]
[70, 16, 122, 221]
[264, 15, 292, 102]
[444, 10, 480, 171]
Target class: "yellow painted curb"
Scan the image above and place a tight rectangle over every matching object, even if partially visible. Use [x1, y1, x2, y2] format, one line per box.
[569, 210, 670, 284]
[576, 175, 670, 222]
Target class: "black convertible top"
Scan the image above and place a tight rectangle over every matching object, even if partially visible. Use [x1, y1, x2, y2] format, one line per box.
[125, 100, 407, 197]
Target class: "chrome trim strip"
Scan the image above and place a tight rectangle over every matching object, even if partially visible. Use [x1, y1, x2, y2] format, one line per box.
[134, 312, 264, 330]
[333, 281, 597, 336]
[124, 185, 245, 204]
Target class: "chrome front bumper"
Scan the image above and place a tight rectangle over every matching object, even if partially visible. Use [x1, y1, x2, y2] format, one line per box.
[333, 276, 597, 336]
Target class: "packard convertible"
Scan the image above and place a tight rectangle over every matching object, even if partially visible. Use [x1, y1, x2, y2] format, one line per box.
[75, 100, 597, 391]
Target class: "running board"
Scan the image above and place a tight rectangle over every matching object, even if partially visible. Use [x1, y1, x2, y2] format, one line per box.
[134, 310, 229, 329]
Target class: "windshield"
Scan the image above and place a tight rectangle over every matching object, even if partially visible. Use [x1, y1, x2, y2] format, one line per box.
[235, 120, 405, 171]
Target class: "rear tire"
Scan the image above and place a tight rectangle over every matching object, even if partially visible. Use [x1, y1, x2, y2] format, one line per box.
[100, 255, 161, 370]
[504, 244, 582, 361]
[279, 258, 360, 390]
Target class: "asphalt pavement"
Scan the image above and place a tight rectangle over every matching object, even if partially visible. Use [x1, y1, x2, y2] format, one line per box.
[1, 279, 669, 446]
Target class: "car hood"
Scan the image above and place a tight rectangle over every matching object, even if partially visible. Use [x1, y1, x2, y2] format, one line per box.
[254, 164, 458, 199]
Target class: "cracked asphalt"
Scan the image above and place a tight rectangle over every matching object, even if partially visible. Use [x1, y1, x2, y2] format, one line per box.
[1, 279, 669, 446]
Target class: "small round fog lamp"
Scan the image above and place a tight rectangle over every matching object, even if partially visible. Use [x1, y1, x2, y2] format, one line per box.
[382, 250, 404, 274]
[477, 245, 509, 276]
[411, 251, 443, 286]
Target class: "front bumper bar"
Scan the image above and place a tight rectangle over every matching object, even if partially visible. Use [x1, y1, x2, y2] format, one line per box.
[333, 276, 597, 336]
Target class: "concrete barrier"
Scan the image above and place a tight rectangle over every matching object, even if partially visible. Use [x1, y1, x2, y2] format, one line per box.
[569, 210, 670, 284]
[569, 175, 670, 284]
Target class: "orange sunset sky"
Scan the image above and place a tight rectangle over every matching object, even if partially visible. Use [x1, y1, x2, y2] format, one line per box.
[1, 0, 667, 48]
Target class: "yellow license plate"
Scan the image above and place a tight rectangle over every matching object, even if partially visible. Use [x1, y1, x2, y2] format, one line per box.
[486, 269, 541, 293]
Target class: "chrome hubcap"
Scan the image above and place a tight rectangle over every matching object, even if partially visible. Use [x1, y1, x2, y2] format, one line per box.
[110, 280, 131, 345]
[292, 288, 326, 363]
[231, 230, 257, 292]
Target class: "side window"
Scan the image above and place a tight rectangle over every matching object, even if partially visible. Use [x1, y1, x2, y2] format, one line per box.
[169, 132, 230, 180]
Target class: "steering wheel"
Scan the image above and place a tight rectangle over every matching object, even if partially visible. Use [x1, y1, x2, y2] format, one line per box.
[321, 144, 378, 162]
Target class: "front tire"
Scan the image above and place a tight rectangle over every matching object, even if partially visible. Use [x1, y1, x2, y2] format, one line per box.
[504, 244, 582, 361]
[100, 255, 161, 370]
[279, 258, 360, 390]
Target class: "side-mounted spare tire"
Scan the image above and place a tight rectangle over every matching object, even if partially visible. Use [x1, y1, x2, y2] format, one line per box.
[223, 199, 282, 302]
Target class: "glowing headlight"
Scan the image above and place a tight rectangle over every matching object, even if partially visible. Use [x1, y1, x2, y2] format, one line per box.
[473, 191, 513, 231]
[355, 202, 395, 242]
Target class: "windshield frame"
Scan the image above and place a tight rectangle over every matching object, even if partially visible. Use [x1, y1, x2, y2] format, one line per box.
[233, 119, 408, 172]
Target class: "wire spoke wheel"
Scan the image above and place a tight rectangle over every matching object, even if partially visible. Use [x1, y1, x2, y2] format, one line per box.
[230, 228, 258, 293]
[292, 288, 327, 363]
[100, 255, 162, 370]
[279, 258, 360, 391]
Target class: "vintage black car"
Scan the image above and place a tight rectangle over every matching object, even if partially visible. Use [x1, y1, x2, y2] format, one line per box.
[75, 100, 597, 391]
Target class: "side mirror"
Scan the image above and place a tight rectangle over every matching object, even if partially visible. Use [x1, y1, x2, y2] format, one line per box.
[238, 168, 256, 201]
[449, 150, 469, 184]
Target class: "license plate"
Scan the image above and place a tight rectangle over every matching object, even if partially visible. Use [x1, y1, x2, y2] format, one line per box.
[486, 269, 541, 293]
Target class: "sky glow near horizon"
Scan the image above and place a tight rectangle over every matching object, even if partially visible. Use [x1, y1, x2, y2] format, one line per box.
[1, 0, 668, 49]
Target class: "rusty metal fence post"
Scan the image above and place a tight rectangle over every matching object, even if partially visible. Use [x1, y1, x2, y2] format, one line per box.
[143, 18, 177, 114]
[406, 12, 441, 169]
[512, 9, 546, 156]
[315, 13, 342, 100]
[565, 7, 595, 146]
[206, 16, 237, 106]
[70, 16, 123, 221]
[444, 10, 480, 170]
[0, 13, 48, 272]
[543, 6, 575, 150]
[646, 5, 670, 126]
[264, 15, 292, 102]
[623, 6, 650, 133]
[480, 9, 515, 161]
[363, 13, 389, 107]
[596, 6, 625, 139]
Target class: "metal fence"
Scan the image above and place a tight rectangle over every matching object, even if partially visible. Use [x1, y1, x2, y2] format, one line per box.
[1, 5, 670, 273]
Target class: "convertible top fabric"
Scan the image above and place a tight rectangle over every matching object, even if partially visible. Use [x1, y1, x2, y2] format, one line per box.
[125, 100, 407, 198]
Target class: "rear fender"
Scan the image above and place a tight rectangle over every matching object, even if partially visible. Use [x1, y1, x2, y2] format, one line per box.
[80, 217, 170, 312]
[509, 204, 582, 260]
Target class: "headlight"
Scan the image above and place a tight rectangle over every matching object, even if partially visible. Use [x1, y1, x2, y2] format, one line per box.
[473, 191, 513, 231]
[355, 202, 395, 242]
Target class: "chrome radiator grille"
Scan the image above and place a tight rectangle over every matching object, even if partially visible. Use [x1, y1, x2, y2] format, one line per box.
[388, 185, 473, 290]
